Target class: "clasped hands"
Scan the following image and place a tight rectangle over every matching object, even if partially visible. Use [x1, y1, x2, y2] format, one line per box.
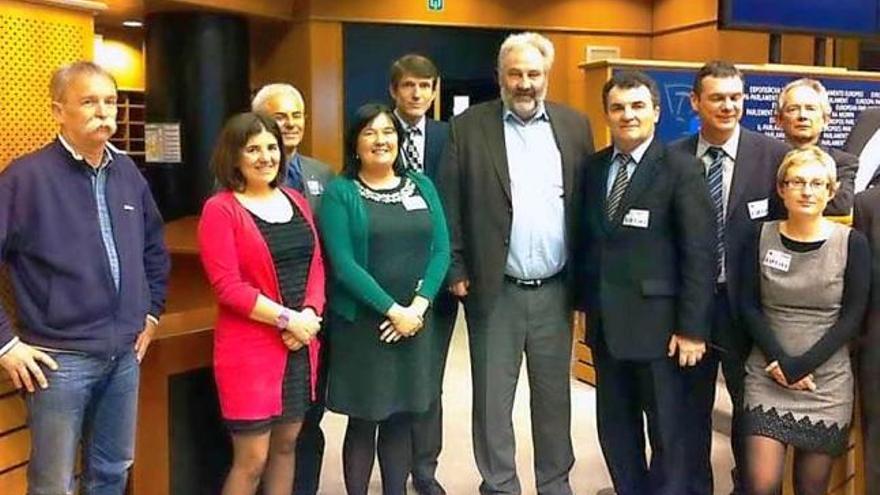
[281, 307, 322, 351]
[379, 296, 430, 343]
[764, 360, 816, 391]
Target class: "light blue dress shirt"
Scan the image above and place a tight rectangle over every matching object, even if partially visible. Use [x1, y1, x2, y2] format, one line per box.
[503, 103, 566, 280]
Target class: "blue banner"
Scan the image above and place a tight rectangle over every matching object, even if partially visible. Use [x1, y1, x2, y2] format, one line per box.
[616, 67, 880, 148]
[722, 0, 878, 37]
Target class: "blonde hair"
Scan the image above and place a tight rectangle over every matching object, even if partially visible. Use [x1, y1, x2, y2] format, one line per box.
[776, 146, 839, 194]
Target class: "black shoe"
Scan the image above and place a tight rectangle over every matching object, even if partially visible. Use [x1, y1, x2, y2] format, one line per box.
[413, 478, 447, 495]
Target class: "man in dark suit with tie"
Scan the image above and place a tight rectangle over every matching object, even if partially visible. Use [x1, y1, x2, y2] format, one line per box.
[845, 107, 880, 192]
[574, 70, 715, 495]
[775, 78, 857, 215]
[252, 83, 334, 495]
[438, 32, 593, 495]
[387, 53, 452, 495]
[668, 60, 790, 495]
[854, 189, 880, 495]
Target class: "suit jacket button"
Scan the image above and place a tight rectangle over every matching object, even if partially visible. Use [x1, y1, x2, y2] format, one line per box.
[504, 238, 509, 246]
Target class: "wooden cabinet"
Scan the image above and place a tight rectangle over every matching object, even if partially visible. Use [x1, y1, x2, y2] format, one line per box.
[111, 90, 146, 167]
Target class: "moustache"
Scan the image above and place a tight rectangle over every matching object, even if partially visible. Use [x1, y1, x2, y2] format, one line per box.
[85, 118, 117, 134]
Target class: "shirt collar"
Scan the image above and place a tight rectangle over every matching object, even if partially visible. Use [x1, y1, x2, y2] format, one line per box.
[613, 134, 654, 165]
[58, 134, 115, 169]
[697, 124, 740, 161]
[503, 101, 549, 126]
[393, 109, 426, 135]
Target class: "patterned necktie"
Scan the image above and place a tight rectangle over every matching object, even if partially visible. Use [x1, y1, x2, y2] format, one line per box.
[606, 153, 632, 220]
[704, 146, 726, 276]
[403, 126, 422, 172]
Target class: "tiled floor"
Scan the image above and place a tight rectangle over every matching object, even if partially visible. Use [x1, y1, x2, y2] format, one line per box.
[317, 310, 735, 494]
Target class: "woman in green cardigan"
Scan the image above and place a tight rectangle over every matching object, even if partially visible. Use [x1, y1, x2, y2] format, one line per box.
[318, 103, 450, 495]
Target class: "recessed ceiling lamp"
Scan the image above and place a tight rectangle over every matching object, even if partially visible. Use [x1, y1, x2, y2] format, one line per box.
[122, 20, 143, 28]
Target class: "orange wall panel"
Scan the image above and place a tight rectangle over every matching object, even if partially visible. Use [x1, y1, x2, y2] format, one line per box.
[304, 0, 653, 34]
[653, 0, 717, 32]
[0, 0, 94, 170]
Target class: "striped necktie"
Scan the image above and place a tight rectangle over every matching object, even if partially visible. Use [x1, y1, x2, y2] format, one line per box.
[704, 146, 726, 275]
[606, 153, 632, 220]
[403, 126, 423, 172]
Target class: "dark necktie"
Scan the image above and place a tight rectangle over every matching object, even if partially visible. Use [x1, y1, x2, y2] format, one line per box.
[403, 126, 423, 172]
[287, 153, 304, 192]
[704, 146, 726, 276]
[606, 153, 632, 220]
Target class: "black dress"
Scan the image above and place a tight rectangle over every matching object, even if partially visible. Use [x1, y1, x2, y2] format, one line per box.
[326, 177, 440, 421]
[226, 193, 314, 433]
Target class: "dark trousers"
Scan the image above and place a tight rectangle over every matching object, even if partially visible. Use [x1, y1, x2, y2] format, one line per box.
[293, 336, 329, 495]
[681, 289, 749, 495]
[593, 332, 689, 495]
[466, 278, 573, 495]
[861, 315, 880, 495]
[410, 291, 458, 485]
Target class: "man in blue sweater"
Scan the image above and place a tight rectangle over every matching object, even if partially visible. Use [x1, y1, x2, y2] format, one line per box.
[0, 61, 170, 495]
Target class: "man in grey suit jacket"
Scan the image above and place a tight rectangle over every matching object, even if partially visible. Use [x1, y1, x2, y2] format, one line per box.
[854, 189, 880, 495]
[388, 53, 453, 495]
[668, 61, 790, 495]
[775, 78, 857, 215]
[252, 83, 333, 495]
[252, 83, 334, 212]
[438, 32, 593, 495]
[845, 107, 880, 192]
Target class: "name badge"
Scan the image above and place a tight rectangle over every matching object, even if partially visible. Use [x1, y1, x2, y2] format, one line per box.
[306, 180, 323, 196]
[762, 249, 792, 272]
[123, 204, 135, 211]
[622, 209, 650, 228]
[402, 195, 428, 211]
[748, 198, 769, 220]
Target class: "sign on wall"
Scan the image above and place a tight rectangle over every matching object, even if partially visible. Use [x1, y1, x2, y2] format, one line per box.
[428, 0, 443, 12]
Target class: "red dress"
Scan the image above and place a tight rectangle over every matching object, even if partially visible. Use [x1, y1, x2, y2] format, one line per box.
[198, 188, 325, 420]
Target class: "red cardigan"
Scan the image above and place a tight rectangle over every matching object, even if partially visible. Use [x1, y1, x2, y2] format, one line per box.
[197, 188, 325, 420]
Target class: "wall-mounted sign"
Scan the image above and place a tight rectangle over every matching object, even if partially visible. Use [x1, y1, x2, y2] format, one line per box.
[145, 123, 182, 163]
[428, 0, 443, 12]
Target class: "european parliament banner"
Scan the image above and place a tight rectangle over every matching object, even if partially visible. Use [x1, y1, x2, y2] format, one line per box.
[617, 68, 880, 148]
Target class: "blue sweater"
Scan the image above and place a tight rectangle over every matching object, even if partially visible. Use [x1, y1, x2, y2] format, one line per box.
[0, 140, 170, 356]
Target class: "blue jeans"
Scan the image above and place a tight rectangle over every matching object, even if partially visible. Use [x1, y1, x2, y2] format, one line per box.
[25, 349, 139, 495]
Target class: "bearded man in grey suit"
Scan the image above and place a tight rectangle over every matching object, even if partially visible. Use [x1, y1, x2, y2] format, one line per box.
[252, 83, 333, 495]
[438, 32, 593, 495]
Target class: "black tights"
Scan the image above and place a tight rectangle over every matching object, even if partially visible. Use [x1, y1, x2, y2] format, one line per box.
[342, 413, 413, 495]
[745, 435, 835, 495]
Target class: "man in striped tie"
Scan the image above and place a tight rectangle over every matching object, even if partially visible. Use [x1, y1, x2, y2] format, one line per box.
[573, 70, 716, 495]
[669, 61, 790, 495]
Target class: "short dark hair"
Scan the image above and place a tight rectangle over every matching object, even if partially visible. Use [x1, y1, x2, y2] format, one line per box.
[692, 60, 744, 95]
[343, 103, 407, 178]
[211, 112, 288, 192]
[389, 54, 439, 89]
[602, 70, 661, 111]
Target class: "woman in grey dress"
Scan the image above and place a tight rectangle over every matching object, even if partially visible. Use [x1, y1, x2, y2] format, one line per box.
[739, 146, 870, 495]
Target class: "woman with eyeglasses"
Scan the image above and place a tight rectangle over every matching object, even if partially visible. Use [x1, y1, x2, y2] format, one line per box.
[738, 146, 869, 495]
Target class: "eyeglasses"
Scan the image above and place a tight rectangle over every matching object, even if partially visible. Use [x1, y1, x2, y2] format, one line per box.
[782, 178, 830, 191]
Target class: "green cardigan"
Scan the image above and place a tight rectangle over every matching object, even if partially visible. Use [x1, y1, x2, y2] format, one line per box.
[317, 171, 450, 321]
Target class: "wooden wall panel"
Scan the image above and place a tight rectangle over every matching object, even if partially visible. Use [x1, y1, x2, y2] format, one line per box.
[0, 0, 94, 170]
[301, 0, 653, 34]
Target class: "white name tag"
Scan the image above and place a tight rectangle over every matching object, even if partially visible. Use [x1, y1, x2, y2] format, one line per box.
[306, 180, 323, 196]
[401, 195, 428, 211]
[123, 204, 135, 211]
[622, 209, 650, 228]
[748, 198, 769, 220]
[762, 249, 792, 272]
